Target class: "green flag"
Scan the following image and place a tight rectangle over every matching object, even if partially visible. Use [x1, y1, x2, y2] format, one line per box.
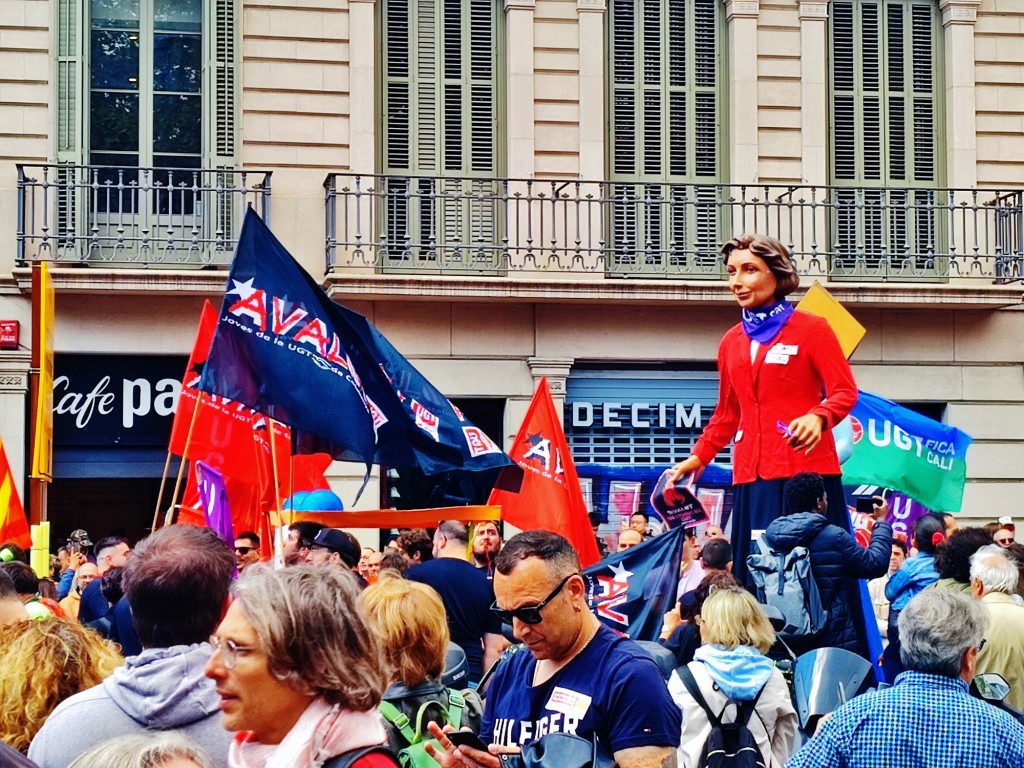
[842, 391, 972, 512]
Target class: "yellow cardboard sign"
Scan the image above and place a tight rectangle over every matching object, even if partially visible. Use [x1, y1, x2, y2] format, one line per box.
[796, 281, 865, 359]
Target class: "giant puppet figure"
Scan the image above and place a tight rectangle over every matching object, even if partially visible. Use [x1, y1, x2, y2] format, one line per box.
[670, 234, 858, 585]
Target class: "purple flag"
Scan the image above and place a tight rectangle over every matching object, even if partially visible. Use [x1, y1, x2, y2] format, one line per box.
[196, 461, 234, 545]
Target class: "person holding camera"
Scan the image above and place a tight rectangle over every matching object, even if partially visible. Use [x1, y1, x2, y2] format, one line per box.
[761, 472, 892, 659]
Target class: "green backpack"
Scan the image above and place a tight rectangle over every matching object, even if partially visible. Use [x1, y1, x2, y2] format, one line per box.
[379, 691, 466, 768]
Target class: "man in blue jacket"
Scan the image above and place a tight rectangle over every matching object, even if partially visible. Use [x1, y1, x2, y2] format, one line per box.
[763, 472, 892, 657]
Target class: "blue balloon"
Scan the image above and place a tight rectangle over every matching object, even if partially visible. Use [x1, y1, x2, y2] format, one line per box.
[283, 489, 344, 512]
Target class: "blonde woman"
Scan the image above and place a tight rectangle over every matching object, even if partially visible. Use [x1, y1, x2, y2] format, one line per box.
[669, 587, 798, 768]
[358, 574, 483, 753]
[0, 619, 122, 752]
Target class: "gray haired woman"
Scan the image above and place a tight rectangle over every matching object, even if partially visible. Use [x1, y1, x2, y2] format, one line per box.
[204, 565, 399, 768]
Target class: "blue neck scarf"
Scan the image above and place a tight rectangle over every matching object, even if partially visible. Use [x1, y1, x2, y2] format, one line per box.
[741, 300, 794, 344]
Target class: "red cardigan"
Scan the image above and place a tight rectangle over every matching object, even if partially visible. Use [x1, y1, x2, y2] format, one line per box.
[692, 311, 857, 484]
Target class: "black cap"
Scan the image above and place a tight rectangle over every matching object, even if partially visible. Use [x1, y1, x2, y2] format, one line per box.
[68, 529, 93, 547]
[311, 528, 360, 568]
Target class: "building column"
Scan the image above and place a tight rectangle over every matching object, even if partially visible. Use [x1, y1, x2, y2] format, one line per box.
[506, 0, 536, 178]
[349, 0, 377, 175]
[527, 356, 574, 406]
[724, 0, 760, 184]
[0, 352, 31, 503]
[939, 0, 981, 189]
[799, 0, 830, 186]
[577, 0, 606, 181]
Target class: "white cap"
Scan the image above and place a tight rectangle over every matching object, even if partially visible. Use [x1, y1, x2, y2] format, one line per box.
[998, 516, 1014, 526]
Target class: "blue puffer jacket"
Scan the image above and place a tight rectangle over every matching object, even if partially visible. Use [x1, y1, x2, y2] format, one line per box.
[764, 512, 892, 655]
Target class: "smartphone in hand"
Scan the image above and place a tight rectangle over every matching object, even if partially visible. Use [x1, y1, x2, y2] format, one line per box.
[447, 731, 489, 752]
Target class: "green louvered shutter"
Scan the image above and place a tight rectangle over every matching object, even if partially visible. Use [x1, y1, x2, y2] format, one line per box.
[609, 0, 721, 276]
[208, 0, 239, 250]
[381, 0, 501, 271]
[830, 0, 942, 277]
[56, 0, 87, 249]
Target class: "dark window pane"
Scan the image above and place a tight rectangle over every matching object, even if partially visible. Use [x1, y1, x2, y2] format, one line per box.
[154, 33, 201, 93]
[90, 91, 139, 152]
[91, 0, 140, 30]
[91, 31, 139, 89]
[153, 94, 201, 153]
[86, 153, 140, 213]
[155, 0, 201, 32]
[152, 156, 202, 215]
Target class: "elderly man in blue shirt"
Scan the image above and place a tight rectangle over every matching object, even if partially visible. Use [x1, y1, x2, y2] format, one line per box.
[786, 589, 1024, 768]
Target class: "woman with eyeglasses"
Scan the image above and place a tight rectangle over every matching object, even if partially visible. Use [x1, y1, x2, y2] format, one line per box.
[669, 587, 798, 768]
[204, 565, 399, 768]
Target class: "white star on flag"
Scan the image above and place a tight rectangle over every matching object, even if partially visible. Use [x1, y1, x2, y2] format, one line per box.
[227, 278, 257, 300]
[609, 562, 633, 583]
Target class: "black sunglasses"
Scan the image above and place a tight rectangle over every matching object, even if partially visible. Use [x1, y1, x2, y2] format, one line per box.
[234, 546, 253, 555]
[490, 573, 576, 625]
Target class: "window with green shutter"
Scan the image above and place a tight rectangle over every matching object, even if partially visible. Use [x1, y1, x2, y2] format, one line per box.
[380, 0, 502, 272]
[607, 0, 722, 276]
[829, 0, 944, 277]
[55, 0, 237, 209]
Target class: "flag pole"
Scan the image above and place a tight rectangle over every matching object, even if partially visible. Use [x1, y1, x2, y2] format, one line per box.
[151, 450, 176, 533]
[268, 418, 284, 555]
[158, 391, 205, 531]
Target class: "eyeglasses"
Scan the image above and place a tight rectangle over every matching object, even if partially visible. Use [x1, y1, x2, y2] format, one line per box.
[209, 635, 257, 669]
[234, 546, 253, 555]
[994, 537, 1013, 545]
[490, 573, 576, 625]
[977, 638, 987, 653]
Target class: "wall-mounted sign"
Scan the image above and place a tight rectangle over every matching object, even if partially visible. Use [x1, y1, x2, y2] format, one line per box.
[53, 354, 187, 447]
[570, 401, 705, 430]
[0, 320, 19, 350]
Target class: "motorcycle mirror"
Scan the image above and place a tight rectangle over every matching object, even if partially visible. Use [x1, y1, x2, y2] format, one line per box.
[974, 673, 1011, 703]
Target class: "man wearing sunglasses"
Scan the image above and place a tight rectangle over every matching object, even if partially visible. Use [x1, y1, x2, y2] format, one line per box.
[233, 532, 261, 574]
[427, 530, 680, 768]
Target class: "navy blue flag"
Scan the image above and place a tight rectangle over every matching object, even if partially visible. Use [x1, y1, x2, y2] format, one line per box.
[198, 209, 512, 481]
[584, 526, 686, 642]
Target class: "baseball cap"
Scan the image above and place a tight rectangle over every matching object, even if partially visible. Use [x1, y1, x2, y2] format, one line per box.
[998, 516, 1015, 527]
[311, 528, 360, 568]
[68, 529, 93, 547]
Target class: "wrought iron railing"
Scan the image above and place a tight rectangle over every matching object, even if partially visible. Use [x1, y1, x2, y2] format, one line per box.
[324, 174, 1024, 284]
[17, 164, 272, 267]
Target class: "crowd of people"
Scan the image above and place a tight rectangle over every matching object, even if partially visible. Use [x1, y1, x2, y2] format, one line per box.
[1, 235, 1023, 767]
[3, 510, 1021, 768]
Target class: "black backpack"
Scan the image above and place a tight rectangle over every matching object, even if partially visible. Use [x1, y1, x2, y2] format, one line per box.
[678, 666, 768, 768]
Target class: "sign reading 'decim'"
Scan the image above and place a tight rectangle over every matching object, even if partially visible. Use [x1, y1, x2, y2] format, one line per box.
[569, 401, 706, 430]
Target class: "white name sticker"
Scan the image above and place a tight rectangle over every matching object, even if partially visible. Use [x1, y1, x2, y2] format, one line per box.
[546, 687, 593, 720]
[765, 352, 789, 365]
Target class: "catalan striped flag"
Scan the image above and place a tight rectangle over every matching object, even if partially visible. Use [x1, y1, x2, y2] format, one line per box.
[0, 438, 31, 549]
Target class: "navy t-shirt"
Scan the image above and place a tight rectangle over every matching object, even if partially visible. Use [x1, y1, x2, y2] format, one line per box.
[406, 558, 502, 684]
[481, 626, 682, 753]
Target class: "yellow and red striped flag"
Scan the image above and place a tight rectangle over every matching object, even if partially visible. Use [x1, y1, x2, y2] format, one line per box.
[0, 438, 31, 548]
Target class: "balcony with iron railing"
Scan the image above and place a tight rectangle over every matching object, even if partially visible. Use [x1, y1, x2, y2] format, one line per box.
[16, 164, 272, 271]
[324, 174, 1024, 307]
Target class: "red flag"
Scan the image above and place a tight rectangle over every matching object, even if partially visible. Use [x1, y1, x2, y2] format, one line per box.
[170, 303, 292, 533]
[487, 378, 600, 567]
[0, 438, 31, 549]
[170, 301, 290, 486]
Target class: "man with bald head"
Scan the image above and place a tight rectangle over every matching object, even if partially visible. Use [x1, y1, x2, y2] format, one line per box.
[618, 528, 644, 551]
[58, 562, 99, 622]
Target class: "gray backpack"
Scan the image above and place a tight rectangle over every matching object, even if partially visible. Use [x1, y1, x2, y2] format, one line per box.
[747, 536, 827, 637]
